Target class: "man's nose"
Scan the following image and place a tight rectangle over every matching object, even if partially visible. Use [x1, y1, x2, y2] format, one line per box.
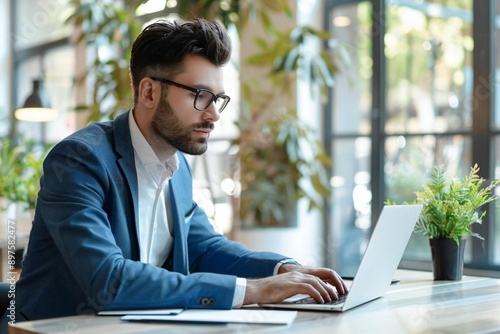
[201, 103, 221, 122]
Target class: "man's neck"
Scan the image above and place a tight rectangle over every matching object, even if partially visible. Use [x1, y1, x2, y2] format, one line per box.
[130, 108, 177, 165]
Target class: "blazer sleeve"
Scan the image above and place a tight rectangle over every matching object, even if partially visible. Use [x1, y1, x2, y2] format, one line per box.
[188, 206, 291, 277]
[170, 154, 290, 278]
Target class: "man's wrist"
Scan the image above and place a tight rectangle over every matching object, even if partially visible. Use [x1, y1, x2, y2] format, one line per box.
[275, 259, 301, 275]
[278, 263, 302, 274]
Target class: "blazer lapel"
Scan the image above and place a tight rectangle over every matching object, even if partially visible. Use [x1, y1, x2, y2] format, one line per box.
[168, 171, 190, 275]
[113, 111, 140, 255]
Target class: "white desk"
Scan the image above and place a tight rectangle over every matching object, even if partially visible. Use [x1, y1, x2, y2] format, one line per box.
[8, 270, 500, 334]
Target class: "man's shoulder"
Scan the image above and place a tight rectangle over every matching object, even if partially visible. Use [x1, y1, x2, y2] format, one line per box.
[53, 112, 130, 153]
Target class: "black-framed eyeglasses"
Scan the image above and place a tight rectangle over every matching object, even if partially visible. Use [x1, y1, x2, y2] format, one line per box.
[150, 76, 230, 113]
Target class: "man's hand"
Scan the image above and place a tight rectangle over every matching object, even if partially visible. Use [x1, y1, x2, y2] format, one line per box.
[279, 264, 348, 295]
[243, 266, 348, 305]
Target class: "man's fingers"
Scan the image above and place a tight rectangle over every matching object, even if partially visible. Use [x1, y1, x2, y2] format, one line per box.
[312, 269, 348, 295]
[331, 271, 349, 295]
[298, 274, 337, 303]
[243, 270, 348, 306]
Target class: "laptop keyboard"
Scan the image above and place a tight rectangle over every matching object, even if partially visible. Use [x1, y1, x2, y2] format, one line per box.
[293, 294, 348, 305]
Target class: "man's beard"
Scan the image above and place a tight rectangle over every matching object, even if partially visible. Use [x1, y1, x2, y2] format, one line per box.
[151, 97, 214, 155]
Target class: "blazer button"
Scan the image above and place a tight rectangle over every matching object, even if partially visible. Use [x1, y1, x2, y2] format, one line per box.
[199, 297, 216, 305]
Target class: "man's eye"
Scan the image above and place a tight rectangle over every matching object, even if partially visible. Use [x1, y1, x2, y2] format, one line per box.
[197, 92, 211, 101]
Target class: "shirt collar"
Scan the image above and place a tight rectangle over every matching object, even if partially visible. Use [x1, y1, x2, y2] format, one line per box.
[129, 110, 179, 171]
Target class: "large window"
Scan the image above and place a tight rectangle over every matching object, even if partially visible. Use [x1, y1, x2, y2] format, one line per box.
[325, 0, 499, 276]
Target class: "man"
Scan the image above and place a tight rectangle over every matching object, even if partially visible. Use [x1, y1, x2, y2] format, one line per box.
[9, 18, 347, 324]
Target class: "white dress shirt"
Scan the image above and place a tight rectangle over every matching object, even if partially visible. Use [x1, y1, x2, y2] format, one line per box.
[129, 112, 178, 267]
[128, 112, 248, 307]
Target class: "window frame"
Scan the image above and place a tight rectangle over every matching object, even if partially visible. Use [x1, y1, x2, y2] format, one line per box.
[323, 0, 500, 276]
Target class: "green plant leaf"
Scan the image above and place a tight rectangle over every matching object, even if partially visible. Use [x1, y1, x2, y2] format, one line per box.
[407, 164, 500, 242]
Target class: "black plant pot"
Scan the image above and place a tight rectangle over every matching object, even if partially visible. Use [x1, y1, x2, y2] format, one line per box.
[429, 238, 466, 280]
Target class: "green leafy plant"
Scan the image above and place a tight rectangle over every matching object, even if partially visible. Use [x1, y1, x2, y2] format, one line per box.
[18, 151, 46, 210]
[236, 102, 331, 226]
[0, 138, 47, 210]
[246, 25, 339, 97]
[413, 164, 500, 245]
[234, 24, 340, 227]
[0, 139, 25, 206]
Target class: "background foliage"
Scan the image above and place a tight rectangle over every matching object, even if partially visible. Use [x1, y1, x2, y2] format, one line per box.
[0, 139, 47, 210]
[67, 0, 343, 227]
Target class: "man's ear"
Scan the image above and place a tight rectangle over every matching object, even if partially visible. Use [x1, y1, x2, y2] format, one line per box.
[137, 77, 158, 109]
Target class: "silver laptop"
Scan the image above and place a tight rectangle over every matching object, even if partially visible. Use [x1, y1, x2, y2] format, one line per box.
[260, 204, 423, 312]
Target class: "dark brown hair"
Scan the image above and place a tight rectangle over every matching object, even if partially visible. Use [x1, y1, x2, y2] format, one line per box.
[130, 18, 232, 102]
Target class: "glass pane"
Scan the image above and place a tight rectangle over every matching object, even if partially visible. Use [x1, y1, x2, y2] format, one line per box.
[386, 135, 472, 262]
[385, 1, 473, 134]
[330, 137, 372, 276]
[329, 2, 372, 135]
[385, 135, 472, 203]
[14, 0, 73, 50]
[328, 1, 372, 275]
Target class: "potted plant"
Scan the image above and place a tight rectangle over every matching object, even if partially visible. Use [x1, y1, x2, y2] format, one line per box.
[414, 164, 499, 280]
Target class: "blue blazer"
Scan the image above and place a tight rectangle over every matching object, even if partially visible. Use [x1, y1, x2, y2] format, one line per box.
[14, 111, 287, 321]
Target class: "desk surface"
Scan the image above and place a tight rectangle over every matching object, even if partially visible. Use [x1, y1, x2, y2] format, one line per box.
[9, 270, 500, 334]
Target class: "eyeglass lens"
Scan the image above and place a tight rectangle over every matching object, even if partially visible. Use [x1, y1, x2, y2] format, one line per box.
[195, 90, 229, 113]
